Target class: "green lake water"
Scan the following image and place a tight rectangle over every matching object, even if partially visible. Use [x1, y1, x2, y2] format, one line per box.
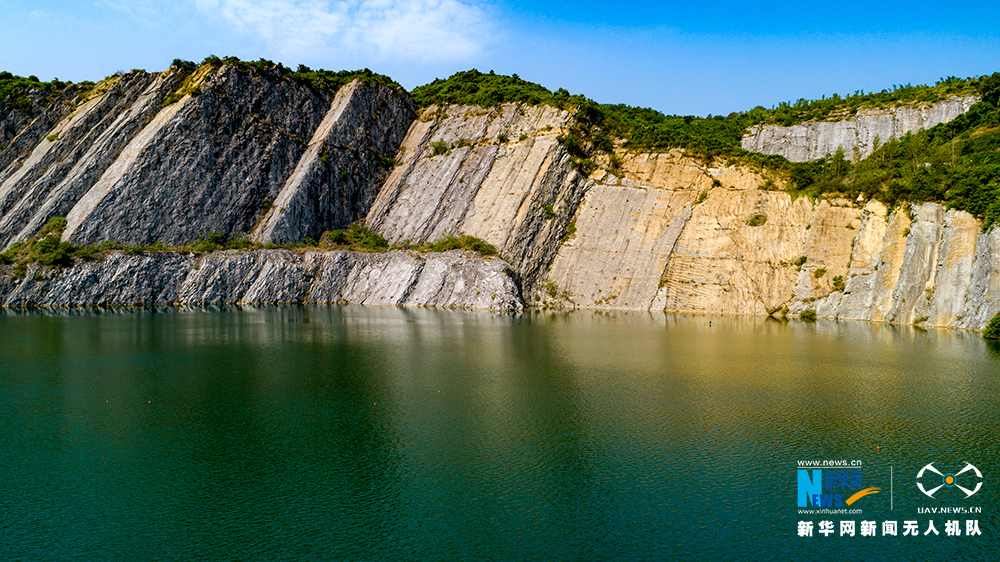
[1, 306, 998, 560]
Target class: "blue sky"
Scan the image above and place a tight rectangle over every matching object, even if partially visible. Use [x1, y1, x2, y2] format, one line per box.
[2, 0, 998, 116]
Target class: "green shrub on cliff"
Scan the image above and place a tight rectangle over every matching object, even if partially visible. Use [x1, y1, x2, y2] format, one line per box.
[412, 69, 577, 109]
[985, 313, 1000, 339]
[195, 56, 403, 95]
[425, 234, 497, 256]
[779, 73, 1000, 230]
[0, 71, 71, 112]
[291, 65, 403, 95]
[324, 223, 388, 252]
[411, 69, 752, 160]
[410, 70, 1000, 226]
[752, 76, 979, 127]
[0, 217, 80, 276]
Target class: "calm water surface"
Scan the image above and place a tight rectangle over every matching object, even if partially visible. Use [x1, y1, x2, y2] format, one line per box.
[1, 306, 998, 560]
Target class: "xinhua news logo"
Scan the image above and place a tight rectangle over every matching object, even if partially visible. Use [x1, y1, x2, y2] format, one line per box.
[798, 468, 880, 509]
[916, 463, 983, 499]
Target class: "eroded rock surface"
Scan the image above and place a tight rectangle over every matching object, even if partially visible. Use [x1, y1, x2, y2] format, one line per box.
[2, 83, 997, 325]
[0, 65, 413, 249]
[537, 149, 1000, 329]
[0, 250, 522, 311]
[741, 96, 978, 162]
[366, 103, 586, 293]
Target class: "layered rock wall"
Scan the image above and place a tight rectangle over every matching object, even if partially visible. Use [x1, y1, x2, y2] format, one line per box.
[0, 250, 521, 311]
[0, 65, 413, 249]
[366, 103, 587, 293]
[2, 80, 997, 328]
[537, 149, 999, 329]
[741, 96, 978, 162]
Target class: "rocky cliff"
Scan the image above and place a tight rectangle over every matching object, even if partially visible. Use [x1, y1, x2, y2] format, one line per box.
[1, 66, 997, 329]
[0, 249, 521, 311]
[366, 103, 586, 294]
[0, 63, 413, 249]
[356, 101, 999, 329]
[741, 96, 978, 161]
[540, 151, 999, 330]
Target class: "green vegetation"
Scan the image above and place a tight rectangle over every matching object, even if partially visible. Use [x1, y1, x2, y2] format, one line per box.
[832, 275, 846, 292]
[161, 92, 183, 107]
[536, 280, 575, 307]
[162, 61, 211, 107]
[794, 255, 808, 267]
[0, 218, 312, 279]
[985, 312, 1000, 339]
[541, 281, 559, 298]
[197, 55, 403, 95]
[814, 267, 827, 278]
[429, 140, 450, 157]
[291, 65, 403, 95]
[171, 59, 198, 72]
[561, 220, 577, 243]
[746, 213, 767, 227]
[409, 69, 747, 161]
[1, 217, 81, 277]
[542, 203, 555, 219]
[94, 232, 255, 256]
[0, 218, 500, 279]
[324, 223, 389, 251]
[752, 76, 978, 127]
[424, 234, 497, 256]
[408, 71, 1000, 230]
[799, 309, 817, 320]
[0, 71, 74, 112]
[776, 74, 1000, 229]
[411, 69, 575, 108]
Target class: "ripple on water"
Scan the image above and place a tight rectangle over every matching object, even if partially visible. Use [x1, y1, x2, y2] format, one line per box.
[0, 308, 997, 561]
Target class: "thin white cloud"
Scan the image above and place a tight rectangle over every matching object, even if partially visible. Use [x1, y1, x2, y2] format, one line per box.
[194, 0, 491, 62]
[97, 0, 162, 22]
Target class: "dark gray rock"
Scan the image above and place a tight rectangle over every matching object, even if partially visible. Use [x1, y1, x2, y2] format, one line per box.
[252, 80, 414, 244]
[0, 72, 176, 247]
[0, 249, 524, 311]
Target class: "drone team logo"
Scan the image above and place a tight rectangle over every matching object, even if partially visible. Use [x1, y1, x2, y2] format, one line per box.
[916, 463, 983, 499]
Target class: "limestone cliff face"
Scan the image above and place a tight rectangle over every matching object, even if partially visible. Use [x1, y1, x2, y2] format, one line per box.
[813, 201, 1000, 330]
[0, 249, 521, 311]
[366, 103, 587, 293]
[1, 86, 79, 175]
[741, 96, 978, 162]
[537, 149, 999, 329]
[0, 65, 413, 249]
[2, 82, 998, 327]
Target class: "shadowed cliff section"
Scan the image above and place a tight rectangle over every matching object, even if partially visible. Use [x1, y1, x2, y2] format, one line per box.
[0, 61, 414, 250]
[0, 71, 179, 246]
